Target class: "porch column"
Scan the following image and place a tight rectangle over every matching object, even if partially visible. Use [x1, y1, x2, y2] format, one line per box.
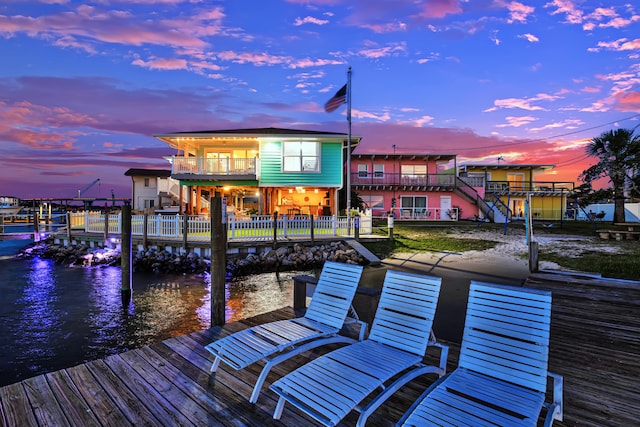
[196, 186, 201, 214]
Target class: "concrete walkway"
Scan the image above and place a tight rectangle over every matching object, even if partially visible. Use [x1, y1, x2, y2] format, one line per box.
[355, 248, 532, 343]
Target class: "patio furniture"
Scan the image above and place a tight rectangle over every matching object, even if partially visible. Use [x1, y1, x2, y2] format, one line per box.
[205, 261, 364, 403]
[397, 281, 563, 427]
[271, 269, 447, 426]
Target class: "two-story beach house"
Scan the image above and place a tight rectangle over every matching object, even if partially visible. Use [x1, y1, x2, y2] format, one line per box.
[350, 153, 480, 220]
[458, 163, 574, 221]
[152, 128, 360, 217]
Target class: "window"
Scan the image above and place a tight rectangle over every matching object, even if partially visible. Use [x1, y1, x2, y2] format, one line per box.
[283, 141, 320, 172]
[373, 164, 384, 178]
[400, 196, 428, 218]
[144, 199, 155, 208]
[358, 164, 368, 177]
[401, 164, 426, 177]
[144, 178, 150, 187]
[360, 195, 384, 212]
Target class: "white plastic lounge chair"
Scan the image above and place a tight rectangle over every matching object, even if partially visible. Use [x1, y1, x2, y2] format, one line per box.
[398, 281, 564, 427]
[205, 261, 364, 403]
[270, 269, 447, 427]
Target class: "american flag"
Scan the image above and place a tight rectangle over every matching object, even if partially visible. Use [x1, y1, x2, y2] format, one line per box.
[324, 84, 347, 113]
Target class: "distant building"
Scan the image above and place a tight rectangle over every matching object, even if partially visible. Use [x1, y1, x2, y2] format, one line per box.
[350, 153, 477, 220]
[458, 163, 574, 221]
[123, 168, 172, 213]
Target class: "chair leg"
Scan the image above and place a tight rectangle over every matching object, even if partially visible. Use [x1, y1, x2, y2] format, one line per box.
[273, 396, 286, 419]
[210, 356, 221, 373]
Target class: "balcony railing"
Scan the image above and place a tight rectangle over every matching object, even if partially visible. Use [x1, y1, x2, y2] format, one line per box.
[485, 181, 574, 192]
[172, 156, 257, 176]
[351, 172, 455, 187]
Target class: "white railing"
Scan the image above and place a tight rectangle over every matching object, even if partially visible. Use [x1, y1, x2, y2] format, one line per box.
[68, 211, 372, 242]
[172, 156, 257, 176]
[396, 207, 458, 221]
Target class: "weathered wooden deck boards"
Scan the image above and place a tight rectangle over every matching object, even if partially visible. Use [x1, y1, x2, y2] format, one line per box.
[525, 271, 640, 427]
[1, 272, 638, 426]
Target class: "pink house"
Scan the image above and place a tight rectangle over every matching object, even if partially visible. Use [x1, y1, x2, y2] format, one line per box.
[350, 153, 480, 220]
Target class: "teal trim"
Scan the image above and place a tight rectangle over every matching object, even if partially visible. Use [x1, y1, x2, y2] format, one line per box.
[259, 140, 343, 186]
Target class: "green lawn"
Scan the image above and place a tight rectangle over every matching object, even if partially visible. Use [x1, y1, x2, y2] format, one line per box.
[361, 221, 640, 280]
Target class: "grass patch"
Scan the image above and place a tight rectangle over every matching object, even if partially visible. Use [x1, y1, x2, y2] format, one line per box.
[362, 224, 498, 259]
[540, 251, 640, 281]
[362, 221, 639, 280]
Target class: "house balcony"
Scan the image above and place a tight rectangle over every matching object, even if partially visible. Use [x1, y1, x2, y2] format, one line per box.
[171, 156, 258, 181]
[351, 172, 455, 191]
[485, 181, 574, 195]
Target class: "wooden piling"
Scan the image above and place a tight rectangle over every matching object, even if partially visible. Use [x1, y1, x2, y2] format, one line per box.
[121, 204, 132, 302]
[272, 211, 278, 249]
[104, 209, 109, 246]
[210, 193, 226, 326]
[310, 215, 315, 244]
[33, 213, 39, 241]
[142, 214, 148, 249]
[182, 212, 188, 253]
[66, 212, 72, 242]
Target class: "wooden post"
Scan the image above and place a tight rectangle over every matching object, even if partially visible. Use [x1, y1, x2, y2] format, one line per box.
[104, 209, 109, 247]
[66, 212, 72, 243]
[272, 211, 278, 249]
[33, 213, 39, 241]
[310, 215, 315, 244]
[142, 213, 148, 250]
[529, 241, 539, 273]
[292, 275, 317, 311]
[210, 192, 226, 326]
[121, 204, 132, 303]
[354, 215, 360, 241]
[182, 212, 188, 253]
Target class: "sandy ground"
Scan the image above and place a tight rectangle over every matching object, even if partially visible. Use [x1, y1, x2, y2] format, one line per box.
[447, 227, 624, 271]
[361, 227, 628, 342]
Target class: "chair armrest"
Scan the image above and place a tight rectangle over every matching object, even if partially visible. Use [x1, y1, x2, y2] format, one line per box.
[543, 371, 563, 426]
[427, 341, 449, 376]
[343, 317, 368, 341]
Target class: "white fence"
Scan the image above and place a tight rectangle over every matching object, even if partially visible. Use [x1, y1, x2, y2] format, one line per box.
[69, 211, 373, 243]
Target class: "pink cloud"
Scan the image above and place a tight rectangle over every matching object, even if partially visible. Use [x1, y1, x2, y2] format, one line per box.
[132, 57, 189, 71]
[614, 92, 640, 112]
[415, 0, 463, 19]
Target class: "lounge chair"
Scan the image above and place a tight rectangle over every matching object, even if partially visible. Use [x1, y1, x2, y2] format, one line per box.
[398, 281, 564, 427]
[271, 270, 447, 426]
[204, 261, 364, 403]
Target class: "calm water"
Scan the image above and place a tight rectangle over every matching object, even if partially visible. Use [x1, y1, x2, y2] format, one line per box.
[0, 238, 311, 387]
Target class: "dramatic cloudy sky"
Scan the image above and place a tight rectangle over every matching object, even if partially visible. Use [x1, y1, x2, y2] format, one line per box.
[1, 0, 639, 198]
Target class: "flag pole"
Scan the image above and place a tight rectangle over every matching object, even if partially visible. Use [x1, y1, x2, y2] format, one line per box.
[346, 66, 352, 235]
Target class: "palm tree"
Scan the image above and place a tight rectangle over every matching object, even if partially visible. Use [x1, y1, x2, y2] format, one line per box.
[580, 128, 640, 223]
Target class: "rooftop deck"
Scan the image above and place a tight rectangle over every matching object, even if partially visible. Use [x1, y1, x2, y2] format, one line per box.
[1, 272, 638, 426]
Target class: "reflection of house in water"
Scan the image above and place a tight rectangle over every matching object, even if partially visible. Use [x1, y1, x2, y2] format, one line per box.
[150, 128, 360, 217]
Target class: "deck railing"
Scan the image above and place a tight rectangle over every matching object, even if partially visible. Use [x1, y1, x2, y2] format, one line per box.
[68, 211, 372, 243]
[172, 156, 257, 176]
[351, 172, 455, 187]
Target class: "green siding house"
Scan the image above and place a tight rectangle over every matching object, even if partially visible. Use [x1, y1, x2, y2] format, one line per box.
[153, 128, 360, 216]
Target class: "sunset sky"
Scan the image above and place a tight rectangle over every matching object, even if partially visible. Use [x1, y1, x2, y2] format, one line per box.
[1, 0, 639, 199]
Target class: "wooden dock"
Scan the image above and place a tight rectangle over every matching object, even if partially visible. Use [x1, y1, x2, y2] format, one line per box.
[1, 272, 639, 426]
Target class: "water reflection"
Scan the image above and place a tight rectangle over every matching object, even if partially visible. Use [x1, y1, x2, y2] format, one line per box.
[1, 255, 314, 387]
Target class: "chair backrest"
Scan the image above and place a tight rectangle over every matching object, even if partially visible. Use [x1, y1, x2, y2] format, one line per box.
[367, 270, 442, 356]
[459, 281, 552, 393]
[304, 261, 364, 329]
